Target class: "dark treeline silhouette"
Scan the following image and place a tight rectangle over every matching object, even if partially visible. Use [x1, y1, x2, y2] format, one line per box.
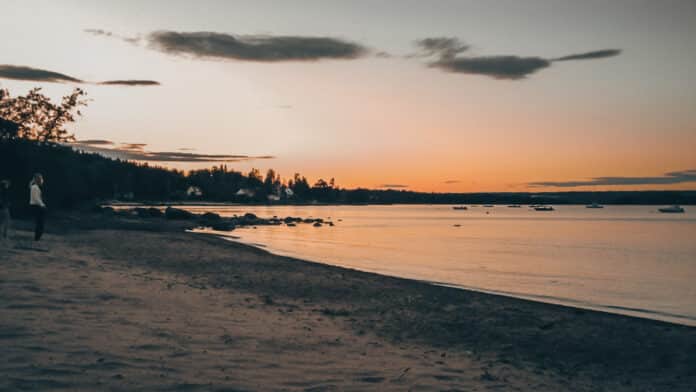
[1, 87, 694, 212]
[2, 138, 695, 213]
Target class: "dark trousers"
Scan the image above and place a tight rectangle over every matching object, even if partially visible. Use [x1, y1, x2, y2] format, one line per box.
[32, 206, 45, 241]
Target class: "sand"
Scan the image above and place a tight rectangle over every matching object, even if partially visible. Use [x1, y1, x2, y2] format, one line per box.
[1, 212, 695, 391]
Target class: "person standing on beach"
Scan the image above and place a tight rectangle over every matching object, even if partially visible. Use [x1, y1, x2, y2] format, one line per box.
[29, 173, 46, 241]
[0, 180, 11, 242]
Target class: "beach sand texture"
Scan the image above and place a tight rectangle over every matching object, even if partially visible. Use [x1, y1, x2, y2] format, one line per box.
[1, 214, 695, 391]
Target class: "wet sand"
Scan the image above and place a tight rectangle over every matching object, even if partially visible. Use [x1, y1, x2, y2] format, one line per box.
[1, 212, 695, 391]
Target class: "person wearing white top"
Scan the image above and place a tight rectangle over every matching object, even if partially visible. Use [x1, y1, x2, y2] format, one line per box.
[29, 173, 46, 241]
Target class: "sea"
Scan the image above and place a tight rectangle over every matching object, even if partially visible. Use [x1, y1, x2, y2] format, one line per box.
[178, 204, 696, 326]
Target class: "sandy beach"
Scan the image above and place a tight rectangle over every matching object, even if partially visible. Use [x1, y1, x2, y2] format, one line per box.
[1, 212, 695, 391]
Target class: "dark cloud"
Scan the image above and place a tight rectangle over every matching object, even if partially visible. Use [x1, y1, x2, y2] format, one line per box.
[0, 64, 82, 83]
[529, 170, 696, 188]
[70, 140, 275, 163]
[414, 37, 622, 80]
[414, 37, 469, 58]
[0, 64, 159, 86]
[433, 55, 551, 80]
[443, 180, 461, 184]
[146, 31, 369, 62]
[552, 49, 622, 62]
[377, 184, 409, 189]
[99, 80, 161, 86]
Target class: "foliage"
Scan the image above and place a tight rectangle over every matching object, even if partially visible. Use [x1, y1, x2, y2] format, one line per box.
[0, 87, 87, 142]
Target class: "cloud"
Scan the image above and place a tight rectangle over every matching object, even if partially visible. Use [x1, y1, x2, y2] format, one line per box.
[75, 139, 114, 146]
[433, 55, 551, 80]
[0, 65, 82, 83]
[0, 64, 159, 86]
[99, 80, 161, 86]
[529, 170, 696, 188]
[84, 28, 140, 44]
[119, 143, 147, 151]
[146, 31, 369, 62]
[552, 49, 622, 62]
[414, 37, 621, 80]
[70, 140, 275, 163]
[377, 184, 409, 189]
[443, 180, 461, 184]
[414, 37, 469, 58]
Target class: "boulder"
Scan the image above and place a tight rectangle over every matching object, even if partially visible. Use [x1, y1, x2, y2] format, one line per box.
[134, 207, 152, 218]
[147, 207, 163, 217]
[165, 206, 195, 220]
[211, 221, 235, 231]
[200, 212, 222, 221]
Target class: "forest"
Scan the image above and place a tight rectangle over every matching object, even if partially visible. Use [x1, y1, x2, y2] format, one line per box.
[2, 87, 694, 212]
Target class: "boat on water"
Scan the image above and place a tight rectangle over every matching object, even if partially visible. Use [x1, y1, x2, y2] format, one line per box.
[586, 202, 604, 209]
[452, 206, 468, 210]
[658, 205, 685, 213]
[507, 204, 522, 208]
[534, 206, 555, 211]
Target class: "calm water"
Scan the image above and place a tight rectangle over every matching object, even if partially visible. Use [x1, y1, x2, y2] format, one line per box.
[185, 204, 696, 326]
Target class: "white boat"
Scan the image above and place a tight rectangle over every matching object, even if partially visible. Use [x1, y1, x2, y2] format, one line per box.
[586, 203, 604, 209]
[658, 205, 685, 213]
[534, 205, 554, 211]
[452, 206, 468, 210]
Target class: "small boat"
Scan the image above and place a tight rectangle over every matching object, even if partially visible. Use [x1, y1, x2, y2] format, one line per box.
[658, 205, 685, 213]
[507, 204, 522, 208]
[534, 205, 554, 211]
[586, 202, 604, 209]
[452, 206, 468, 210]
[483, 204, 494, 208]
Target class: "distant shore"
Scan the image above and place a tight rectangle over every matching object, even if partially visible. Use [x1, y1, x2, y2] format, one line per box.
[1, 212, 695, 391]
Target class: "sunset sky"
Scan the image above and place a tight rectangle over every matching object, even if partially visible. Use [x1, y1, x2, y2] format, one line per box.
[1, 0, 695, 192]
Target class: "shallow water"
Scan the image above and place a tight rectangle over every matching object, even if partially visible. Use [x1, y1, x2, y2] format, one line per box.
[185, 204, 696, 326]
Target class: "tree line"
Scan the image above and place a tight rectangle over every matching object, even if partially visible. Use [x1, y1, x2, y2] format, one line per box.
[1, 87, 694, 212]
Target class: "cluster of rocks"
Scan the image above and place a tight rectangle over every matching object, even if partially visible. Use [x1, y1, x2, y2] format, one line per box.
[94, 205, 334, 231]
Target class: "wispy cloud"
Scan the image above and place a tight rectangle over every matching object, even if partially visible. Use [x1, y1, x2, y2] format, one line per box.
[74, 139, 114, 146]
[84, 28, 140, 44]
[148, 31, 369, 62]
[86, 29, 372, 62]
[0, 64, 160, 86]
[71, 140, 274, 162]
[99, 80, 161, 86]
[443, 180, 461, 184]
[414, 37, 621, 80]
[0, 65, 82, 83]
[529, 170, 696, 187]
[552, 49, 622, 62]
[434, 55, 551, 80]
[414, 37, 469, 59]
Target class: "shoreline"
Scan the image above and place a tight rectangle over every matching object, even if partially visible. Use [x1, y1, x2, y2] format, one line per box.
[2, 212, 695, 391]
[213, 231, 696, 327]
[206, 228, 696, 329]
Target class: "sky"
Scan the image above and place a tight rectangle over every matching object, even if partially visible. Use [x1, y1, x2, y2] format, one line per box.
[1, 0, 695, 192]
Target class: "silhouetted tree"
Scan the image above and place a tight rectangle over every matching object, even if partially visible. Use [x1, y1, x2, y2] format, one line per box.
[0, 87, 87, 142]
